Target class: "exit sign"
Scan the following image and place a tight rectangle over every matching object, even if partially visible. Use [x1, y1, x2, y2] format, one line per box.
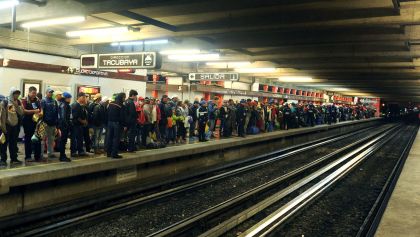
[189, 73, 239, 81]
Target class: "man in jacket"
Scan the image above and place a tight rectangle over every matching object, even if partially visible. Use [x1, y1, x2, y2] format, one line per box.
[106, 93, 126, 159]
[197, 101, 208, 142]
[22, 86, 41, 161]
[88, 93, 103, 154]
[236, 100, 247, 137]
[41, 88, 59, 158]
[0, 88, 24, 166]
[71, 92, 88, 157]
[57, 92, 72, 162]
[125, 90, 138, 152]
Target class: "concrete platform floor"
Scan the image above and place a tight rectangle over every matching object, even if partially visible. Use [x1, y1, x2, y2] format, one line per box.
[376, 129, 420, 237]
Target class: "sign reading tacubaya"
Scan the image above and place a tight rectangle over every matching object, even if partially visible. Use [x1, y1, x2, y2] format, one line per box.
[81, 52, 158, 69]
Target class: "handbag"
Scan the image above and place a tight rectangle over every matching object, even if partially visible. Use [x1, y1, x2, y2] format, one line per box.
[0, 132, 5, 144]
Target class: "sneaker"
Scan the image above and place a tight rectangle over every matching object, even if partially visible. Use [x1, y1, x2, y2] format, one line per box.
[0, 160, 7, 167]
[59, 157, 71, 162]
[111, 154, 123, 159]
[11, 159, 23, 164]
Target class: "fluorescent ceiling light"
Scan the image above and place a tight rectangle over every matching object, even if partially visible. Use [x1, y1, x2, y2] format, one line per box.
[144, 39, 169, 45]
[66, 27, 128, 37]
[235, 68, 277, 73]
[278, 76, 313, 82]
[168, 53, 220, 61]
[0, 0, 19, 10]
[111, 41, 143, 46]
[21, 16, 85, 28]
[160, 49, 200, 55]
[206, 61, 251, 68]
[329, 87, 351, 91]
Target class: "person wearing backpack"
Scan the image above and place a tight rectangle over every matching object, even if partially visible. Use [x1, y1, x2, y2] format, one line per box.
[22, 86, 42, 162]
[88, 93, 103, 154]
[0, 87, 24, 166]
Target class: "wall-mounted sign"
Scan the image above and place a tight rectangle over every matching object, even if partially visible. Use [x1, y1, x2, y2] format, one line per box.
[80, 54, 98, 69]
[188, 73, 239, 81]
[81, 52, 160, 69]
[98, 52, 157, 69]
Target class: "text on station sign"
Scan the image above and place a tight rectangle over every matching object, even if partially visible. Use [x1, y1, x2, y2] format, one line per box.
[189, 73, 239, 81]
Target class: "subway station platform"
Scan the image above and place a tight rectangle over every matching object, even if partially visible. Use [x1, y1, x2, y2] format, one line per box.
[0, 118, 381, 219]
[376, 129, 420, 237]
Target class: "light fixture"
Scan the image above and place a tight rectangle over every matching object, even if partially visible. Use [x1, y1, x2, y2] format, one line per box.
[167, 53, 220, 61]
[0, 0, 19, 10]
[206, 61, 251, 68]
[278, 76, 313, 82]
[66, 27, 129, 37]
[235, 68, 277, 73]
[144, 39, 169, 45]
[111, 41, 143, 46]
[21, 16, 85, 28]
[160, 49, 200, 55]
[328, 87, 351, 91]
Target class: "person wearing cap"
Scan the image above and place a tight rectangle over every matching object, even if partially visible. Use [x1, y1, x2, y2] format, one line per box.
[71, 92, 88, 157]
[40, 88, 59, 159]
[21, 86, 42, 162]
[54, 91, 63, 102]
[57, 92, 72, 162]
[88, 93, 103, 154]
[0, 87, 24, 166]
[158, 95, 170, 142]
[125, 90, 138, 152]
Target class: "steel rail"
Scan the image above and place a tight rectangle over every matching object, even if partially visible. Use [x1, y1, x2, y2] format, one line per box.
[147, 125, 399, 237]
[242, 126, 402, 237]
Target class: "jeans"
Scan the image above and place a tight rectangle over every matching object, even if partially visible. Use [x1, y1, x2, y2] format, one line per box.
[141, 124, 151, 146]
[23, 121, 41, 160]
[83, 126, 91, 152]
[127, 123, 137, 151]
[59, 128, 69, 158]
[189, 120, 197, 137]
[43, 125, 56, 156]
[158, 121, 167, 141]
[0, 125, 20, 161]
[106, 122, 121, 157]
[92, 126, 103, 150]
[198, 122, 206, 141]
[71, 125, 84, 154]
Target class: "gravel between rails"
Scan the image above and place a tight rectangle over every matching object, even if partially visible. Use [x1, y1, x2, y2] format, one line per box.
[268, 125, 415, 237]
[51, 125, 390, 237]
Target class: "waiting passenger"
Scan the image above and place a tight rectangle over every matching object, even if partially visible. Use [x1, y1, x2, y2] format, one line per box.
[125, 90, 138, 152]
[71, 92, 88, 157]
[57, 92, 72, 162]
[22, 86, 42, 161]
[106, 93, 126, 159]
[0, 88, 24, 166]
[41, 88, 59, 159]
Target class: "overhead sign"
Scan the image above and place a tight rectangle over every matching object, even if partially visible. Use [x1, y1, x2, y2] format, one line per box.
[81, 52, 160, 69]
[99, 52, 157, 69]
[80, 54, 98, 69]
[189, 73, 239, 81]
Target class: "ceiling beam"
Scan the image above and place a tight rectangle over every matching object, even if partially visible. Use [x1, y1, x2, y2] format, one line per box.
[114, 10, 178, 32]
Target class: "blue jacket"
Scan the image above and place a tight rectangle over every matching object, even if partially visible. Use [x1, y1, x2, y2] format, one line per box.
[41, 97, 58, 126]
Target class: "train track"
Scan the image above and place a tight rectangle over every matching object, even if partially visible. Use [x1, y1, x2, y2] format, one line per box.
[0, 123, 394, 237]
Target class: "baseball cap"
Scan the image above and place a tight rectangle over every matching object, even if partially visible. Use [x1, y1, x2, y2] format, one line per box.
[63, 92, 72, 99]
[46, 88, 54, 93]
[93, 93, 102, 100]
[54, 91, 63, 96]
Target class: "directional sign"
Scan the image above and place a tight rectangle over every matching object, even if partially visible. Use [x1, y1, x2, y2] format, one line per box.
[81, 52, 161, 69]
[189, 73, 239, 81]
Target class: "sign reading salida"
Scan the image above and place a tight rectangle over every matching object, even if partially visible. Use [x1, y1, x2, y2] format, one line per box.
[189, 73, 239, 81]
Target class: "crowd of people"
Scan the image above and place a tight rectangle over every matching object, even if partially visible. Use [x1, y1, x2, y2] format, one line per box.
[0, 86, 377, 166]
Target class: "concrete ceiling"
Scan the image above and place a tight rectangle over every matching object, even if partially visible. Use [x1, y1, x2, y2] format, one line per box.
[1, 0, 420, 101]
